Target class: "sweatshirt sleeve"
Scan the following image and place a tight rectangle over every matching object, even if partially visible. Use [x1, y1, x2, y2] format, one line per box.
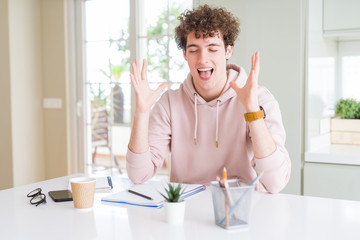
[126, 93, 171, 184]
[250, 87, 291, 194]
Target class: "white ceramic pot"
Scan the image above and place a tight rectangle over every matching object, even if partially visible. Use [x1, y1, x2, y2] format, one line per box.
[164, 200, 186, 224]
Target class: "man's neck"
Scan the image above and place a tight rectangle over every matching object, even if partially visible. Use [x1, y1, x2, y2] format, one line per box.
[195, 73, 229, 102]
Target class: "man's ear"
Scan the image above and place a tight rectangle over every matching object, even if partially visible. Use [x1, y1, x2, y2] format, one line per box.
[225, 45, 234, 59]
[183, 49, 187, 61]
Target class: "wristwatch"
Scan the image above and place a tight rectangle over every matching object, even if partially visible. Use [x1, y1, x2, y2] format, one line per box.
[244, 106, 266, 122]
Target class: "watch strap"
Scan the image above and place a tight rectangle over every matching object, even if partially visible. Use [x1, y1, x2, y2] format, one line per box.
[244, 106, 266, 122]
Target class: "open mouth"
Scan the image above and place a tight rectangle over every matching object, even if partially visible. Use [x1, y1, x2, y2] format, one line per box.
[197, 68, 214, 80]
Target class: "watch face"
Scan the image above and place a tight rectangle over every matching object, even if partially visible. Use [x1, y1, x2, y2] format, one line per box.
[260, 106, 266, 118]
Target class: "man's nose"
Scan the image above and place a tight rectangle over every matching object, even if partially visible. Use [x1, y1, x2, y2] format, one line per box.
[198, 49, 209, 63]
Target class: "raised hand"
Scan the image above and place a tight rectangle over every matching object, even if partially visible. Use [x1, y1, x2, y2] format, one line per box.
[229, 51, 260, 112]
[130, 58, 168, 113]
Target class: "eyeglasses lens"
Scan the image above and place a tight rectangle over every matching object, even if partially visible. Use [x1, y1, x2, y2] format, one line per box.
[27, 188, 41, 198]
[27, 188, 46, 206]
[31, 194, 46, 206]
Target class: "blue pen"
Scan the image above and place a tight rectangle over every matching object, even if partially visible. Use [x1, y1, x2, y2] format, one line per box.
[216, 176, 222, 187]
[107, 176, 113, 189]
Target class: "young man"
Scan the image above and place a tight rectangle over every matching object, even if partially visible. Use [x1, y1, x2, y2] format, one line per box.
[127, 5, 291, 193]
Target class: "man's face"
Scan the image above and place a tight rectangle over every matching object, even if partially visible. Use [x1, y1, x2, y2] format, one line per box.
[184, 31, 233, 101]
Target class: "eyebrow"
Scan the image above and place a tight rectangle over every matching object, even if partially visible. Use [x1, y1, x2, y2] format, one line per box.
[186, 43, 222, 49]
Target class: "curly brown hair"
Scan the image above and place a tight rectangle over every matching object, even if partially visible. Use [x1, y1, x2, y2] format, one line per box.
[175, 4, 240, 50]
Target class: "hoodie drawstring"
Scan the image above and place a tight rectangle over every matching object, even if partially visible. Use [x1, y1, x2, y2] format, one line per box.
[194, 93, 198, 144]
[216, 99, 221, 148]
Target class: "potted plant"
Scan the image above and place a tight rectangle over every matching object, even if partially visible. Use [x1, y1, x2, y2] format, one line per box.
[331, 98, 360, 145]
[160, 183, 187, 224]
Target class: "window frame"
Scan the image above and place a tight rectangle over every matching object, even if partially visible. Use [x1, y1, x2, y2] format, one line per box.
[75, 0, 192, 174]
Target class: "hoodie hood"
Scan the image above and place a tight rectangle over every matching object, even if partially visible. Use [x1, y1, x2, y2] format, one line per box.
[182, 64, 248, 147]
[183, 64, 248, 106]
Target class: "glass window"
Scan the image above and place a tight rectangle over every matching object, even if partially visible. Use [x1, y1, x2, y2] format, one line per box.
[83, 0, 192, 175]
[341, 56, 360, 100]
[138, 0, 191, 87]
[338, 41, 360, 101]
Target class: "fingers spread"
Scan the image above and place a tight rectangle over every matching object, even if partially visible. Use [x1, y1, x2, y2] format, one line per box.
[130, 73, 140, 91]
[141, 59, 147, 81]
[249, 52, 260, 81]
[130, 73, 135, 84]
[252, 54, 255, 69]
[254, 51, 260, 74]
[251, 69, 256, 82]
[131, 58, 149, 86]
[131, 61, 139, 83]
[251, 51, 260, 75]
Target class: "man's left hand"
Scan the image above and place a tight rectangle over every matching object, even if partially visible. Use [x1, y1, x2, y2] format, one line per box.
[229, 51, 260, 112]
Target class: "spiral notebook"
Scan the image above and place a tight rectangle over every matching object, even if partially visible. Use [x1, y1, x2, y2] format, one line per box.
[101, 181, 206, 208]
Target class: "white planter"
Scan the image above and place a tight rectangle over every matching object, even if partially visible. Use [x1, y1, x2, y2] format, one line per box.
[164, 200, 186, 224]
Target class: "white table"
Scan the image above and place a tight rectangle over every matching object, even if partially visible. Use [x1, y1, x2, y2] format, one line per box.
[1, 175, 360, 240]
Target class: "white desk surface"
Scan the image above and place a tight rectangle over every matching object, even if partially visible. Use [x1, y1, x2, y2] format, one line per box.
[1, 175, 360, 240]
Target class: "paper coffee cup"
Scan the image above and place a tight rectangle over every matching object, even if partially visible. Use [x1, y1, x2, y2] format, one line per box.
[70, 177, 96, 210]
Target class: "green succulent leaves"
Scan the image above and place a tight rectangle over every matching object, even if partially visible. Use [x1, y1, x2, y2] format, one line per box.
[160, 183, 186, 202]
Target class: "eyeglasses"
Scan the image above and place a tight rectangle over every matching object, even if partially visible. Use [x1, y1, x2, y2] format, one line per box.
[27, 188, 47, 206]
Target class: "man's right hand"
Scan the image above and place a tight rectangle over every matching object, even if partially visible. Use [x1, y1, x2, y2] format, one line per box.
[130, 58, 168, 113]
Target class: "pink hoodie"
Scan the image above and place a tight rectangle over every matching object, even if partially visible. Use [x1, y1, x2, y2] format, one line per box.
[126, 64, 291, 193]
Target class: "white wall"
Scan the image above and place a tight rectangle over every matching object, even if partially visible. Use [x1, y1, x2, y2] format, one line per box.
[0, 0, 14, 189]
[196, 0, 306, 194]
[41, 0, 70, 179]
[0, 0, 72, 189]
[8, 0, 45, 186]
